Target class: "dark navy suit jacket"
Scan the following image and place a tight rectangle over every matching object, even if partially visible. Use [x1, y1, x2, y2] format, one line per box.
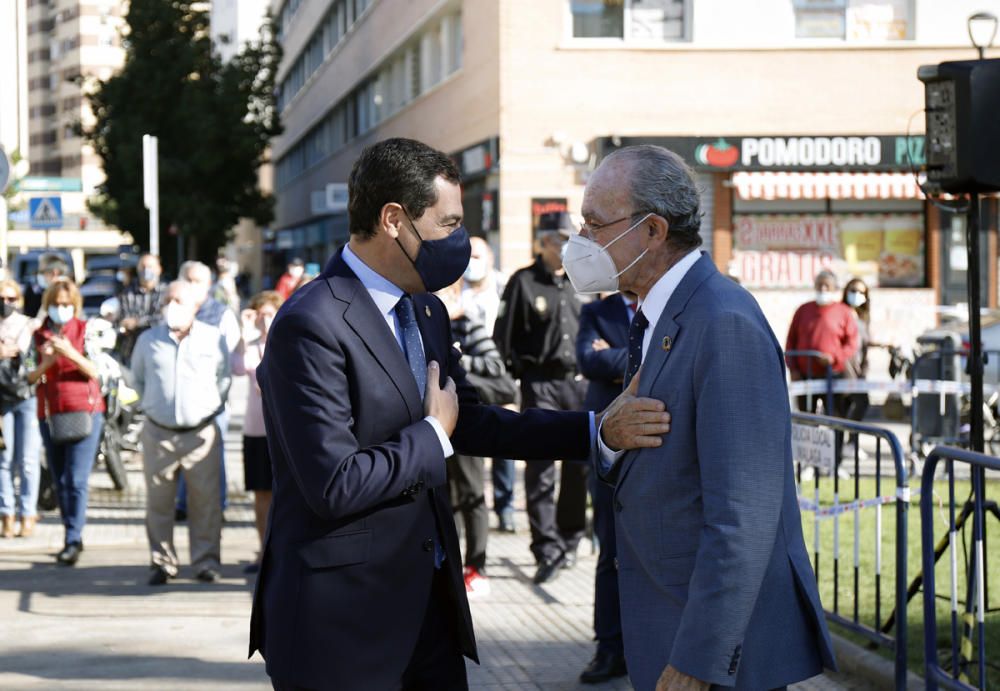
[249, 250, 591, 690]
[577, 295, 630, 411]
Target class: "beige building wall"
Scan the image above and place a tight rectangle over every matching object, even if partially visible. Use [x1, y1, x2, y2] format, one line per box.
[272, 0, 500, 230]
[495, 0, 977, 272]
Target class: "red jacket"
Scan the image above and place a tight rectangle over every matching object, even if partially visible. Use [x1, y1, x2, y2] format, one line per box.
[785, 301, 859, 376]
[34, 317, 105, 420]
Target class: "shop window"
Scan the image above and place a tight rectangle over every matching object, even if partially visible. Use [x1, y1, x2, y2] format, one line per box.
[570, 0, 687, 41]
[793, 0, 914, 40]
[730, 213, 925, 289]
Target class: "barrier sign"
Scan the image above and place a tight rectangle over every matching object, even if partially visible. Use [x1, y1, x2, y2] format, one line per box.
[792, 423, 835, 472]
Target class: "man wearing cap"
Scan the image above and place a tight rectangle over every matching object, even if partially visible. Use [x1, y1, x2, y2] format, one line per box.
[493, 226, 590, 584]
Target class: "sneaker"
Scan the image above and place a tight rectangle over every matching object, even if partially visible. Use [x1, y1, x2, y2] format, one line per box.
[799, 465, 816, 483]
[148, 565, 173, 586]
[497, 511, 516, 533]
[463, 566, 491, 598]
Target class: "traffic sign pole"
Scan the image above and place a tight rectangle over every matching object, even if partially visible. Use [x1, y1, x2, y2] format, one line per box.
[143, 134, 160, 257]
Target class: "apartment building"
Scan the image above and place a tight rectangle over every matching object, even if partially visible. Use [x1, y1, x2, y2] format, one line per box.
[270, 0, 996, 349]
[23, 0, 126, 231]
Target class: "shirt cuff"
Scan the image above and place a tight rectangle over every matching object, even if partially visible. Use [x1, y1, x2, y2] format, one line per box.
[424, 416, 454, 457]
[597, 414, 626, 475]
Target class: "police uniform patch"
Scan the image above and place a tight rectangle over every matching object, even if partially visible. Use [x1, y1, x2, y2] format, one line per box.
[534, 295, 548, 314]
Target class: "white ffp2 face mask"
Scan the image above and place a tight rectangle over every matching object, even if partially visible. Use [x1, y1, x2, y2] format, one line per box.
[815, 291, 837, 306]
[164, 302, 194, 331]
[562, 213, 652, 294]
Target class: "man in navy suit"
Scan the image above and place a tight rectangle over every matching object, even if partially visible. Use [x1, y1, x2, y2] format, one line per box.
[575, 292, 634, 683]
[564, 144, 837, 691]
[249, 138, 671, 691]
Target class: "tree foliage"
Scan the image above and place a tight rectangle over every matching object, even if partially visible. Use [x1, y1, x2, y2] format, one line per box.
[86, 0, 282, 271]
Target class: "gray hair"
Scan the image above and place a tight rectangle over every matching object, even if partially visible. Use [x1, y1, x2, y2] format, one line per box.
[163, 279, 199, 306]
[814, 270, 838, 288]
[179, 260, 212, 285]
[603, 145, 703, 250]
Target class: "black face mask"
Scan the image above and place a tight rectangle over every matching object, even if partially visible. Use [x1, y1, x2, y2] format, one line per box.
[396, 210, 472, 293]
[1, 303, 17, 319]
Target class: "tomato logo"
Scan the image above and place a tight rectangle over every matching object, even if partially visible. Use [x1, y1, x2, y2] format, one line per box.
[695, 139, 739, 167]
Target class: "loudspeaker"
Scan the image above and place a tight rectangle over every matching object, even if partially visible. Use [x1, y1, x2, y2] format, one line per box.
[918, 58, 1000, 193]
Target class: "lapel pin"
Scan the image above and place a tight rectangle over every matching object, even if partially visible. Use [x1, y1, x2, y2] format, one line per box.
[662, 336, 672, 352]
[424, 306, 432, 318]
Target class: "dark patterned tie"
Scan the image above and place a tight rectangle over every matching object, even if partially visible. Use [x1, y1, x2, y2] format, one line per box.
[395, 294, 445, 568]
[394, 295, 427, 398]
[624, 308, 649, 388]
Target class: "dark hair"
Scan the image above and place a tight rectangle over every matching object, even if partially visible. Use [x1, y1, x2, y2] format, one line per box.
[348, 138, 461, 239]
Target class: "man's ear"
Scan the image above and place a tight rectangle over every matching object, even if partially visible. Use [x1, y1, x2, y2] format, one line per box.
[647, 214, 670, 248]
[380, 203, 405, 240]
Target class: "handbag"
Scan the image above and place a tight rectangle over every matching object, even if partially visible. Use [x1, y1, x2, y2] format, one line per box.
[43, 371, 95, 445]
[47, 411, 93, 444]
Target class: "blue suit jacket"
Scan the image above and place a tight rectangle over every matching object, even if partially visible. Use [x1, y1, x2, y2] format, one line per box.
[606, 254, 836, 690]
[577, 294, 630, 411]
[249, 250, 591, 690]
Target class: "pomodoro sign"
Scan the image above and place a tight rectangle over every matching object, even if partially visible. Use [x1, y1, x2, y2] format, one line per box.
[597, 135, 926, 172]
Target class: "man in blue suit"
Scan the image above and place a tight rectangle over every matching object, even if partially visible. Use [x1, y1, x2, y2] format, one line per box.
[564, 144, 837, 691]
[575, 292, 635, 683]
[249, 138, 671, 690]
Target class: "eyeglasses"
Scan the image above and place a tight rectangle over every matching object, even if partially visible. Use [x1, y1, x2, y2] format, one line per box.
[579, 211, 651, 240]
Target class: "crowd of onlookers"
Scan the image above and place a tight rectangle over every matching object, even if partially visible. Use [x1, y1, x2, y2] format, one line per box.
[0, 252, 283, 582]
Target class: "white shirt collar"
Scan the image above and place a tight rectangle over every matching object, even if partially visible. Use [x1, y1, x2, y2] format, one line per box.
[638, 249, 702, 330]
[342, 243, 404, 317]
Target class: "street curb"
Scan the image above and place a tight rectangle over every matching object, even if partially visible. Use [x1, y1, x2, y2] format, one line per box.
[831, 633, 926, 690]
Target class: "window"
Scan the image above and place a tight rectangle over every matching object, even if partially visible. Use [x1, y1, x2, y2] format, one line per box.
[793, 0, 913, 40]
[570, 0, 687, 40]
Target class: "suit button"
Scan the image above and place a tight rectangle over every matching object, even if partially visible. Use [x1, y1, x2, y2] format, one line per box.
[614, 500, 623, 513]
[422, 538, 434, 552]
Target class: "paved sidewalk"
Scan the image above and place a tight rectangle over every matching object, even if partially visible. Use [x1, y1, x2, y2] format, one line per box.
[0, 379, 874, 690]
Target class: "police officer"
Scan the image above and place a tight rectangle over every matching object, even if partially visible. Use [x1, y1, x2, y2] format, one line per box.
[494, 226, 589, 585]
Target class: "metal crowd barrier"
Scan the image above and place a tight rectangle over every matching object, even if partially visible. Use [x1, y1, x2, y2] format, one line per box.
[786, 349, 835, 414]
[791, 412, 910, 689]
[920, 446, 1000, 690]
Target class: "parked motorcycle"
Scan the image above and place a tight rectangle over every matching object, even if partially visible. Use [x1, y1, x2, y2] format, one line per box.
[85, 315, 138, 491]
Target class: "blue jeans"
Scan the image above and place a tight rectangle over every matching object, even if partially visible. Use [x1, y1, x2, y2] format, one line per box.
[39, 412, 103, 545]
[0, 397, 42, 518]
[176, 409, 229, 512]
[491, 458, 515, 518]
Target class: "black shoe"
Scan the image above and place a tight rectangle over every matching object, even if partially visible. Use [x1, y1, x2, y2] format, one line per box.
[56, 542, 83, 566]
[579, 650, 628, 684]
[196, 567, 221, 583]
[533, 553, 566, 584]
[148, 566, 172, 586]
[174, 508, 187, 522]
[498, 512, 516, 533]
[562, 551, 578, 570]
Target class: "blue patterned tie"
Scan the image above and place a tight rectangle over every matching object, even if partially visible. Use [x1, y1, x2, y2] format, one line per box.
[394, 295, 427, 398]
[624, 308, 648, 388]
[394, 294, 445, 568]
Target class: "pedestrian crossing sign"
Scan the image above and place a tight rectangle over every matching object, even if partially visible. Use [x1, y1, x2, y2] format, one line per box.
[29, 196, 62, 229]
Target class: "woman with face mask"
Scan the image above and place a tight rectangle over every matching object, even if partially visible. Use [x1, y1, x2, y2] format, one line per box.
[0, 281, 42, 539]
[837, 278, 873, 428]
[26, 278, 104, 565]
[232, 290, 284, 573]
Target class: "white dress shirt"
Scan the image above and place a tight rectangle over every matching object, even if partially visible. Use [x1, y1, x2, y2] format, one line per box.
[341, 244, 453, 456]
[600, 249, 702, 466]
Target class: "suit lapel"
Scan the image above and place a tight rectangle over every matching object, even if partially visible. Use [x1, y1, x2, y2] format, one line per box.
[616, 253, 717, 488]
[325, 251, 424, 423]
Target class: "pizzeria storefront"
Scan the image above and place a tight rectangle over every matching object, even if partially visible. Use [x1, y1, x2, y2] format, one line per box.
[596, 134, 999, 358]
